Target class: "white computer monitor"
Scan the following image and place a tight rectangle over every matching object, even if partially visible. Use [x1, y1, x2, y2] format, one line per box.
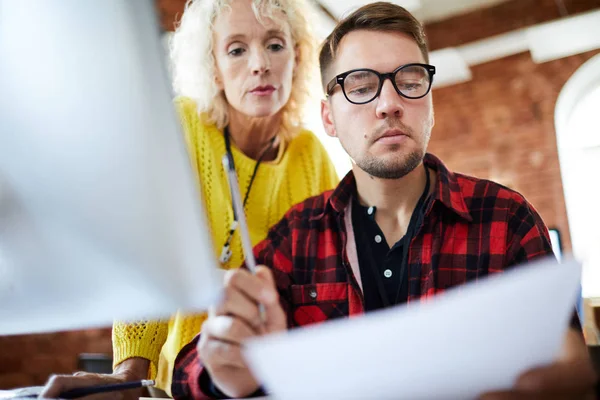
[0, 0, 221, 335]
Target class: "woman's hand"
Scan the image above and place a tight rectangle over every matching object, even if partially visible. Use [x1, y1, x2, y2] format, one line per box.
[38, 358, 149, 400]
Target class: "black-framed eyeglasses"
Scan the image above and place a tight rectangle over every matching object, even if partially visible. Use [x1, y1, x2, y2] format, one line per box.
[326, 63, 436, 104]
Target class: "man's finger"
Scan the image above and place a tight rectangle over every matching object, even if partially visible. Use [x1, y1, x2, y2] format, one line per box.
[198, 327, 247, 371]
[479, 390, 570, 400]
[203, 339, 247, 370]
[515, 361, 596, 393]
[213, 286, 262, 330]
[255, 266, 287, 332]
[479, 362, 596, 400]
[479, 391, 532, 400]
[224, 269, 274, 305]
[202, 315, 257, 345]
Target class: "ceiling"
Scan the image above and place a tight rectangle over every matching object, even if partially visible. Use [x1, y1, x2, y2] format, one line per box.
[296, 0, 514, 42]
[318, 0, 510, 24]
[156, 0, 511, 32]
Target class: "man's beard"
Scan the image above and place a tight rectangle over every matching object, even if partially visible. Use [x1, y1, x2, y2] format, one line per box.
[357, 148, 424, 179]
[356, 118, 428, 179]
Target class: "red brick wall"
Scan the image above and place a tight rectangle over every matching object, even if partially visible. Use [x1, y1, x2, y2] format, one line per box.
[425, 0, 600, 51]
[0, 329, 112, 389]
[429, 49, 600, 253]
[424, 0, 600, 344]
[425, 0, 600, 253]
[2, 0, 600, 391]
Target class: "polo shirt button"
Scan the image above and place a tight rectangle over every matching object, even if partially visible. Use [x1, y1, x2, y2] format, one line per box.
[367, 206, 374, 215]
[384, 269, 392, 278]
[374, 234, 382, 243]
[309, 290, 317, 299]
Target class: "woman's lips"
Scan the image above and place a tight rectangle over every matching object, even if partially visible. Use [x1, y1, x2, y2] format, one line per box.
[250, 86, 276, 96]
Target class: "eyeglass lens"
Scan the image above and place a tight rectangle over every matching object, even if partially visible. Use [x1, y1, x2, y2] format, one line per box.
[343, 65, 431, 103]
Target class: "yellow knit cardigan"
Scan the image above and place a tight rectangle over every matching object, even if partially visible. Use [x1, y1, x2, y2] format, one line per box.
[111, 98, 339, 394]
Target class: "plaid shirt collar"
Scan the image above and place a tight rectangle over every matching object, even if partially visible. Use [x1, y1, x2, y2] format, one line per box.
[326, 153, 473, 222]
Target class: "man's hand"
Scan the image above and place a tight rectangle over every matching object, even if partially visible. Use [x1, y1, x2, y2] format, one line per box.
[39, 358, 149, 400]
[198, 266, 287, 398]
[480, 329, 597, 399]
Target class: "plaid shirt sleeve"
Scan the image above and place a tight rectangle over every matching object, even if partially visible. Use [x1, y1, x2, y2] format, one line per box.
[504, 197, 582, 330]
[171, 211, 298, 399]
[171, 335, 207, 400]
[504, 197, 553, 266]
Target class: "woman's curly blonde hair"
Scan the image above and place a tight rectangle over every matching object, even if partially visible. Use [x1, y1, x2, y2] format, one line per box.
[169, 0, 318, 138]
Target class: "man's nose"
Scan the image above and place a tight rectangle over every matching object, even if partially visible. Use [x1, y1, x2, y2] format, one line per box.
[375, 79, 405, 119]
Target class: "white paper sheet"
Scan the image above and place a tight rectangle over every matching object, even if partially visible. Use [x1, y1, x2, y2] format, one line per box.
[0, 0, 222, 335]
[244, 257, 581, 400]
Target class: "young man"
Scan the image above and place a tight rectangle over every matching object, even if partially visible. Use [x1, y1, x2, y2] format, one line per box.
[172, 3, 597, 399]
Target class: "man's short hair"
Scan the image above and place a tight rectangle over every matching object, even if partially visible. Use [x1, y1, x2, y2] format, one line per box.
[319, 2, 429, 90]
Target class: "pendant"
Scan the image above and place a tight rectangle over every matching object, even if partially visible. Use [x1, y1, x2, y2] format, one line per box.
[219, 245, 232, 264]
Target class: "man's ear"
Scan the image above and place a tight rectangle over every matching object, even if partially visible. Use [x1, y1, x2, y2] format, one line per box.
[321, 99, 337, 138]
[430, 94, 435, 128]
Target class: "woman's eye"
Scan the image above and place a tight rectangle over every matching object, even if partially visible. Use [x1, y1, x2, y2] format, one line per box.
[228, 47, 245, 56]
[268, 43, 284, 52]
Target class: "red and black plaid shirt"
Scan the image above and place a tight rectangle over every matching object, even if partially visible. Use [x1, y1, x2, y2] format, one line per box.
[172, 153, 557, 399]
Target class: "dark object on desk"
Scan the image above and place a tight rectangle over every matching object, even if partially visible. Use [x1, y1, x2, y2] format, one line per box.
[589, 346, 600, 400]
[595, 306, 600, 340]
[77, 353, 113, 374]
[590, 346, 600, 373]
[58, 379, 155, 399]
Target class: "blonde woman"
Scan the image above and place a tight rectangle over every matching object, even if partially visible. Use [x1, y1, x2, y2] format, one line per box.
[40, 0, 337, 398]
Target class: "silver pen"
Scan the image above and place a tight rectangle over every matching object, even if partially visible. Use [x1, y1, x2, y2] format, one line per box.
[222, 154, 266, 319]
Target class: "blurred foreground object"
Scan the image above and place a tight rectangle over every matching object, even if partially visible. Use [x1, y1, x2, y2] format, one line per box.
[0, 0, 220, 335]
